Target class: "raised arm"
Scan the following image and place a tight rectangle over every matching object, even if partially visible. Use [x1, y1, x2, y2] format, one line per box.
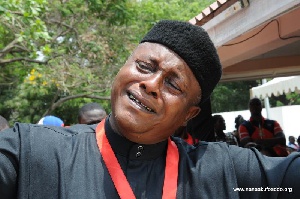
[0, 126, 20, 199]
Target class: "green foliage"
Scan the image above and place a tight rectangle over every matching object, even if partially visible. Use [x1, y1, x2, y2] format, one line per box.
[0, 0, 219, 125]
[286, 93, 300, 105]
[0, 0, 50, 59]
[211, 79, 300, 114]
[211, 80, 259, 113]
[268, 92, 300, 108]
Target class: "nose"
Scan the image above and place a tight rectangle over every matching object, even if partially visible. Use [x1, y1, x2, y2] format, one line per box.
[140, 74, 162, 98]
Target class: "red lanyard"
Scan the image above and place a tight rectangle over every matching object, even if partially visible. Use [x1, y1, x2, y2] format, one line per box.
[96, 119, 179, 199]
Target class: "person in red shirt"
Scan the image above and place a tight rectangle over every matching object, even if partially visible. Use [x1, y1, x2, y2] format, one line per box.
[238, 98, 287, 156]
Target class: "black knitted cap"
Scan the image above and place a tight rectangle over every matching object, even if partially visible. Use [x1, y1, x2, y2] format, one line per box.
[140, 20, 222, 105]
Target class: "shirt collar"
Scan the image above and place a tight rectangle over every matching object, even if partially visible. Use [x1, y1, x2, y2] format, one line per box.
[104, 116, 168, 160]
[249, 116, 265, 123]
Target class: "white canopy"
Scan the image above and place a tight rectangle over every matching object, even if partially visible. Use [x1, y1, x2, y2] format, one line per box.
[250, 76, 300, 98]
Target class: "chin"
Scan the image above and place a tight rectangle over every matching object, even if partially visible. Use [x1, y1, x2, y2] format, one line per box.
[113, 110, 139, 132]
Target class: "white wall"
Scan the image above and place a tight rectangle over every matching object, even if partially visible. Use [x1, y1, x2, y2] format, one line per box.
[214, 105, 300, 144]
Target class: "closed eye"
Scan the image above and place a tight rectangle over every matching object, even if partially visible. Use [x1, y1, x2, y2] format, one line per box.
[136, 60, 154, 73]
[165, 77, 182, 93]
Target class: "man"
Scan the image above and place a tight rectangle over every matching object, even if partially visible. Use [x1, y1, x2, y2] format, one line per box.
[230, 115, 245, 146]
[238, 98, 287, 157]
[0, 20, 299, 199]
[213, 115, 238, 145]
[78, 102, 107, 124]
[287, 136, 299, 153]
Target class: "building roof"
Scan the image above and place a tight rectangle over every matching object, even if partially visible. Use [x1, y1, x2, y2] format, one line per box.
[190, 0, 300, 82]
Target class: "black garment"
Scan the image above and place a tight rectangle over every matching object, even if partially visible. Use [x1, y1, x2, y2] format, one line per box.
[0, 117, 300, 199]
[187, 98, 215, 142]
[215, 132, 227, 142]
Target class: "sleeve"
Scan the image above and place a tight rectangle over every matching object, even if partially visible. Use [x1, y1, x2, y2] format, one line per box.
[238, 124, 250, 141]
[256, 152, 300, 198]
[0, 125, 21, 199]
[276, 153, 300, 198]
[229, 145, 300, 198]
[229, 146, 268, 198]
[273, 120, 284, 135]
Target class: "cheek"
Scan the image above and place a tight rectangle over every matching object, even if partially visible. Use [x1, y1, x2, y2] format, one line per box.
[164, 96, 189, 117]
[116, 64, 140, 82]
[112, 67, 132, 90]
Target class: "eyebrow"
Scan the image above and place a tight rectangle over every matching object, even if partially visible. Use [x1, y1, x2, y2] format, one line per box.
[148, 56, 159, 69]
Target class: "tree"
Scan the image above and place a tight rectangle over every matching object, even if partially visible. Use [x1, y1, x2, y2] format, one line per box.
[211, 80, 259, 113]
[0, 0, 135, 123]
[0, 0, 216, 124]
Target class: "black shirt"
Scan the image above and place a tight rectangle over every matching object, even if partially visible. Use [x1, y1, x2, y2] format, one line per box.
[0, 117, 299, 198]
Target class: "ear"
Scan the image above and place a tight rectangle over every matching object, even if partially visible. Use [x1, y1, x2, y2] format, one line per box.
[182, 106, 201, 126]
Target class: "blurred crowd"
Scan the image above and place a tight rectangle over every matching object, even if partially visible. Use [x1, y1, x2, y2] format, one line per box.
[173, 97, 300, 157]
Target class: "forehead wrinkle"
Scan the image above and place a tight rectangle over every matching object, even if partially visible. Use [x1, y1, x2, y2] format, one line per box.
[138, 43, 190, 90]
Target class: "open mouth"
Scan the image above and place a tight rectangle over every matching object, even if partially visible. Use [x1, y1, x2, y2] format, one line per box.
[127, 92, 155, 113]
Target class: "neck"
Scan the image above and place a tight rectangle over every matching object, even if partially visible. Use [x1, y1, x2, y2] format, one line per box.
[251, 115, 262, 122]
[108, 114, 123, 137]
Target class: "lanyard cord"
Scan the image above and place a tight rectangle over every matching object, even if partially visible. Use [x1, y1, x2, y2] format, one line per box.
[96, 120, 179, 199]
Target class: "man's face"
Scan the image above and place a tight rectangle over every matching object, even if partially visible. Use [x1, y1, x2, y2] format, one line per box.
[110, 42, 201, 144]
[79, 109, 106, 125]
[249, 99, 262, 117]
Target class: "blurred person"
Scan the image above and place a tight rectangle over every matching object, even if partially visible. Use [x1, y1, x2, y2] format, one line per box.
[78, 102, 107, 125]
[213, 115, 238, 145]
[38, 115, 64, 127]
[232, 115, 245, 146]
[287, 136, 299, 153]
[0, 115, 9, 132]
[239, 98, 287, 157]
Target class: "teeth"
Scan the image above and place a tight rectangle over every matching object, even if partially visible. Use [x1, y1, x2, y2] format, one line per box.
[129, 94, 154, 112]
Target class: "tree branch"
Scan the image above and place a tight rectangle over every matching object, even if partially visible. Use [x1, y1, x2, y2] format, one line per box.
[42, 93, 110, 117]
[0, 38, 19, 58]
[0, 54, 63, 66]
[0, 57, 47, 65]
[47, 19, 79, 38]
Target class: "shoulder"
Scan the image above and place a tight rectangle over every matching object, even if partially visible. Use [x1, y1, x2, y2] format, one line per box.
[172, 136, 233, 158]
[264, 119, 275, 124]
[5, 123, 96, 143]
[173, 137, 274, 171]
[7, 123, 98, 159]
[239, 120, 251, 131]
[240, 120, 251, 127]
[271, 120, 281, 127]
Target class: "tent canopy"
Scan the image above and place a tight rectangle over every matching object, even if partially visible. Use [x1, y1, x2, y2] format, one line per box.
[250, 76, 300, 98]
